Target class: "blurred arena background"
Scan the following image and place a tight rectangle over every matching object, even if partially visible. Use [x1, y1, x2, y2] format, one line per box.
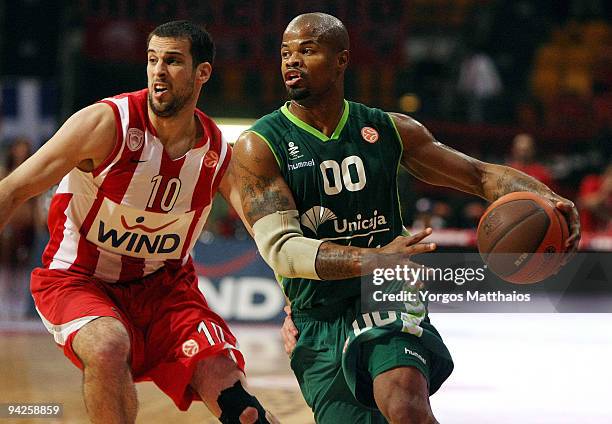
[0, 1, 611, 423]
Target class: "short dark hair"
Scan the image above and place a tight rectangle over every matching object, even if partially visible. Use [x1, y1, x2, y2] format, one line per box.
[147, 20, 215, 66]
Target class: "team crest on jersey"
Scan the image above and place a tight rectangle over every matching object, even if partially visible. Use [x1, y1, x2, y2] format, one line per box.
[361, 127, 379, 143]
[127, 128, 144, 151]
[182, 339, 200, 357]
[287, 141, 303, 160]
[204, 150, 219, 168]
[301, 206, 390, 242]
[300, 206, 337, 235]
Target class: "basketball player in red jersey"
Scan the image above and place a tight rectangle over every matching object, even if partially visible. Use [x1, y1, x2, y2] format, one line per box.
[0, 21, 276, 424]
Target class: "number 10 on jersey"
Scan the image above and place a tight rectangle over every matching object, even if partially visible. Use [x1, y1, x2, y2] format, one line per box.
[147, 175, 182, 211]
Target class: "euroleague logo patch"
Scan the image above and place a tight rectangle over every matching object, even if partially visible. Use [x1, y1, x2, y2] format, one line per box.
[127, 128, 144, 151]
[182, 339, 200, 357]
[361, 127, 379, 143]
[204, 150, 219, 168]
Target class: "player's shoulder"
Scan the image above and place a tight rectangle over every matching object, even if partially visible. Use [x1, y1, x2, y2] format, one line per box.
[347, 100, 384, 114]
[96, 89, 148, 125]
[99, 88, 148, 105]
[251, 107, 286, 131]
[247, 107, 291, 145]
[347, 100, 393, 125]
[68, 102, 116, 131]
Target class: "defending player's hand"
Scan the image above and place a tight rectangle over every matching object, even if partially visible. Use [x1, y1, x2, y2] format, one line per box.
[280, 305, 298, 356]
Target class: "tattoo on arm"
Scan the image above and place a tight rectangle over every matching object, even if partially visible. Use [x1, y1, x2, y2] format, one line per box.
[491, 168, 552, 200]
[234, 155, 291, 223]
[315, 242, 362, 280]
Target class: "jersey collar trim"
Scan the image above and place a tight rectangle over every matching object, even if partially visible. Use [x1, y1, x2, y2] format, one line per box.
[280, 100, 349, 142]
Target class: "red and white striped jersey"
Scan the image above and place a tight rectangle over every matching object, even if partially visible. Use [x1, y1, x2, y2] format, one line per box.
[42, 89, 231, 282]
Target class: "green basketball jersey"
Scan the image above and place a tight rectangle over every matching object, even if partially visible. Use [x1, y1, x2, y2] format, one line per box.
[249, 100, 405, 310]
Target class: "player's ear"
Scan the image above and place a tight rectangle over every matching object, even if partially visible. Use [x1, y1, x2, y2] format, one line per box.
[196, 62, 212, 84]
[337, 49, 349, 71]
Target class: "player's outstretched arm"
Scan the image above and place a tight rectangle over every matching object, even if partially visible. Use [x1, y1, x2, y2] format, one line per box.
[0, 103, 116, 232]
[231, 132, 436, 281]
[390, 112, 580, 260]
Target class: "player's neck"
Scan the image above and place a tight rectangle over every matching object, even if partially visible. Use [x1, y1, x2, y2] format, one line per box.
[289, 93, 345, 138]
[148, 105, 199, 152]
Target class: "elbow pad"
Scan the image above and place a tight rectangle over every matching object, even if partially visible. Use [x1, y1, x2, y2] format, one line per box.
[252, 210, 323, 280]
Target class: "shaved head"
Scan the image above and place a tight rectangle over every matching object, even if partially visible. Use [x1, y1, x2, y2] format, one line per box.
[285, 13, 349, 52]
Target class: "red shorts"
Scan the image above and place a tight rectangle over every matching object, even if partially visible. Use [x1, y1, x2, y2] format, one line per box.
[30, 261, 245, 411]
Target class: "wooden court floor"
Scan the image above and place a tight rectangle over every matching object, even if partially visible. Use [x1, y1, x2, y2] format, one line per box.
[0, 324, 314, 424]
[3, 314, 612, 423]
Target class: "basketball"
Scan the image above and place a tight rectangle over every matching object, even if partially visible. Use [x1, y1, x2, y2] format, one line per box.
[477, 192, 569, 284]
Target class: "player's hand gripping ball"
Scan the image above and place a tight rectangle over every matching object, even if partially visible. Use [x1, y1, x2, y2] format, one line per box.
[477, 192, 569, 284]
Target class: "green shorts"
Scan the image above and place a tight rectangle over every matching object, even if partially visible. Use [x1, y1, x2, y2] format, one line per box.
[290, 300, 453, 423]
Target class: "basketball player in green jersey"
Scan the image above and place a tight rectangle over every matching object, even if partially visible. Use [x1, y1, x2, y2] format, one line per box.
[228, 13, 580, 424]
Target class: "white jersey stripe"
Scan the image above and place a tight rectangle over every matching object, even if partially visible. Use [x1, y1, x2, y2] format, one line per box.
[35, 306, 100, 346]
[123, 133, 163, 209]
[49, 215, 83, 270]
[93, 247, 123, 282]
[142, 260, 165, 276]
[95, 97, 130, 179]
[176, 144, 208, 213]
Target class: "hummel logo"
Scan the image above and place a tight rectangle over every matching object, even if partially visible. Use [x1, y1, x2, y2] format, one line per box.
[404, 347, 427, 365]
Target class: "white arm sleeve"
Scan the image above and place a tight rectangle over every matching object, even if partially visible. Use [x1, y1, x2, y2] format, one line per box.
[252, 210, 323, 280]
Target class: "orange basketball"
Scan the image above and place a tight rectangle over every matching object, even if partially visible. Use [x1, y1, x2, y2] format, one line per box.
[477, 192, 569, 284]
